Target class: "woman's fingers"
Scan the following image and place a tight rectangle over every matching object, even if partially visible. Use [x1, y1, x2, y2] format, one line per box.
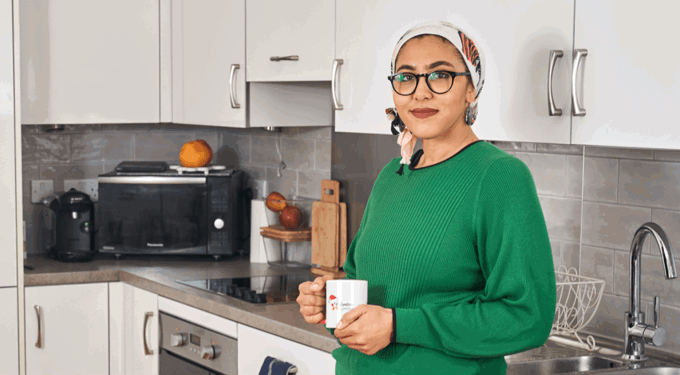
[302, 311, 325, 324]
[296, 293, 325, 307]
[299, 304, 324, 316]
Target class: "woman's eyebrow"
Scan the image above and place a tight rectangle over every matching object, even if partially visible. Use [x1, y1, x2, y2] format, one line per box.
[396, 60, 456, 71]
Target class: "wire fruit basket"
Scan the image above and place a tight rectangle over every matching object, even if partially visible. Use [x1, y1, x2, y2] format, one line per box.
[551, 265, 606, 351]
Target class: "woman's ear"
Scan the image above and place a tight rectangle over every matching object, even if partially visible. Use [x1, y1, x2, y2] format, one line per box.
[466, 81, 476, 104]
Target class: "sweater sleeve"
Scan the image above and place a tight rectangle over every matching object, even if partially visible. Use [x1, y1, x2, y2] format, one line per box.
[394, 156, 557, 358]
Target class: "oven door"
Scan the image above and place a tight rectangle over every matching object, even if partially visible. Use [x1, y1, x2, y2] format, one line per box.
[160, 349, 221, 375]
[98, 176, 208, 254]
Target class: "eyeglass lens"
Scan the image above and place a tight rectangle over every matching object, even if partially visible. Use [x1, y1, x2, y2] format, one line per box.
[392, 72, 454, 95]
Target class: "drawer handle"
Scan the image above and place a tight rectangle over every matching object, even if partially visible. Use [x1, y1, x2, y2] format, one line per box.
[229, 64, 241, 109]
[143, 312, 154, 355]
[571, 49, 588, 116]
[332, 59, 344, 110]
[548, 50, 563, 116]
[270, 55, 299, 61]
[35, 305, 43, 349]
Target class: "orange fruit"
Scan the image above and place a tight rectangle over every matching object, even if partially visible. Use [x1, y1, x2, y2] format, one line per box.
[265, 192, 287, 212]
[179, 140, 213, 168]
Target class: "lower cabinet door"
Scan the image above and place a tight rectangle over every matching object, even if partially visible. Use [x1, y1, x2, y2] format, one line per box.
[237, 324, 335, 375]
[0, 287, 18, 375]
[25, 283, 109, 375]
[124, 283, 160, 375]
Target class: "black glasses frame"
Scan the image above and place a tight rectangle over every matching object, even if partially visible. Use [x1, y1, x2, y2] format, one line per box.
[387, 70, 471, 96]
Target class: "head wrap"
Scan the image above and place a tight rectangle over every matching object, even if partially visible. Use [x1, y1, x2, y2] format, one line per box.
[386, 20, 486, 175]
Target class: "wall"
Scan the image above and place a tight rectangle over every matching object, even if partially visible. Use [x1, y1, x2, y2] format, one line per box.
[21, 124, 331, 255]
[332, 133, 680, 356]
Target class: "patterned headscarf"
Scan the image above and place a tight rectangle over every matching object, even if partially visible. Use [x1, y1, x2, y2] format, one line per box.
[386, 20, 485, 175]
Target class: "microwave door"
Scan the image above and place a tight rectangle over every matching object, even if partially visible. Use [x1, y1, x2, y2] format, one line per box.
[98, 176, 208, 255]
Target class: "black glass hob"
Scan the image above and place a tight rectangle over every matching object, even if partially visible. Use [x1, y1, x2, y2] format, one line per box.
[178, 272, 317, 304]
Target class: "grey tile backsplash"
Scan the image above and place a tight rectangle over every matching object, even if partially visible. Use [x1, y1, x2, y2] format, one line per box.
[22, 124, 331, 256]
[21, 121, 680, 355]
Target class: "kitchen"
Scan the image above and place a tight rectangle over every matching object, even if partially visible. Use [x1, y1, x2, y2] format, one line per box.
[2, 0, 680, 374]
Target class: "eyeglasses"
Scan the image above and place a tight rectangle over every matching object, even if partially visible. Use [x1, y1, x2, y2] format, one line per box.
[387, 70, 471, 96]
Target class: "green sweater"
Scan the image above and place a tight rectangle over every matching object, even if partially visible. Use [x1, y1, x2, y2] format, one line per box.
[327, 141, 556, 375]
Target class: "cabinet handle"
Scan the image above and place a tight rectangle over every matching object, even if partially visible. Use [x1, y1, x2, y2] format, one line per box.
[270, 55, 299, 61]
[332, 59, 344, 110]
[229, 64, 241, 109]
[34, 305, 43, 349]
[143, 312, 154, 355]
[548, 50, 563, 116]
[571, 49, 588, 116]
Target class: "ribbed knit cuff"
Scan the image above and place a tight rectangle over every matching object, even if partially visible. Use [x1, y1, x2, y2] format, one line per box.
[390, 308, 397, 343]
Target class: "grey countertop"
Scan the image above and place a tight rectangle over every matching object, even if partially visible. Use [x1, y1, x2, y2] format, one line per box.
[24, 254, 341, 353]
[24, 254, 680, 371]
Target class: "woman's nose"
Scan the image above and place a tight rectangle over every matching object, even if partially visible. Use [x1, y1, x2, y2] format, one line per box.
[413, 76, 434, 99]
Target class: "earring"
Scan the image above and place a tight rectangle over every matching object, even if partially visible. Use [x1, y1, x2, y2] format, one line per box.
[465, 104, 474, 126]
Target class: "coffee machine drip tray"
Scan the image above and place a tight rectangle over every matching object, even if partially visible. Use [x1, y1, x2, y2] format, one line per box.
[178, 272, 317, 304]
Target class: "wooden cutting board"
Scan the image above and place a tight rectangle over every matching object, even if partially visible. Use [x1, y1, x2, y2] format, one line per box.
[311, 180, 340, 272]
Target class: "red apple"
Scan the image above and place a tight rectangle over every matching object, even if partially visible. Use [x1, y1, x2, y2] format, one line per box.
[265, 192, 287, 212]
[279, 205, 303, 229]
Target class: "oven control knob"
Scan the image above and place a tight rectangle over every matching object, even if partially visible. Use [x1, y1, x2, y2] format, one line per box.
[214, 218, 225, 229]
[171, 333, 188, 347]
[200, 345, 221, 360]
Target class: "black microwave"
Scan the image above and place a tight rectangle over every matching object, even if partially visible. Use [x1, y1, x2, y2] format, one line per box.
[97, 168, 249, 260]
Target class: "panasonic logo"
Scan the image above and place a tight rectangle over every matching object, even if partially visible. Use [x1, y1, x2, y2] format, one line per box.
[147, 243, 164, 247]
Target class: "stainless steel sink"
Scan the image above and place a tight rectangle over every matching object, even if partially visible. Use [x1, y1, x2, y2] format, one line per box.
[604, 368, 680, 375]
[506, 355, 626, 375]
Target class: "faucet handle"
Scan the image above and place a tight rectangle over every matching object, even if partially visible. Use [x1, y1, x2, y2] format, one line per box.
[654, 295, 661, 328]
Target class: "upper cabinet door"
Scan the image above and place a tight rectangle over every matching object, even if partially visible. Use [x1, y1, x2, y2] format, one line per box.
[335, 0, 574, 144]
[0, 0, 17, 288]
[246, 0, 334, 82]
[21, 0, 160, 124]
[572, 0, 680, 149]
[172, 0, 246, 127]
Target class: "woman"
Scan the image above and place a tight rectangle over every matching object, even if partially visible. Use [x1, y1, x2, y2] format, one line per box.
[297, 20, 556, 375]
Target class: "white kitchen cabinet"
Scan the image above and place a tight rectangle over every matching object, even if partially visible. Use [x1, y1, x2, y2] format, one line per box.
[21, 0, 163, 124]
[246, 0, 335, 82]
[1, 0, 17, 288]
[110, 283, 160, 375]
[238, 324, 335, 375]
[171, 0, 246, 127]
[25, 283, 109, 375]
[0, 287, 19, 375]
[571, 0, 680, 149]
[335, 0, 574, 145]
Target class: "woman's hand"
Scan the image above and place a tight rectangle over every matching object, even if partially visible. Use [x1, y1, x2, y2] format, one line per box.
[297, 274, 335, 324]
[334, 305, 393, 356]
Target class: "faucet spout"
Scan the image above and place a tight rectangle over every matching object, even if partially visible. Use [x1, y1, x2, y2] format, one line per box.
[624, 222, 677, 361]
[629, 222, 677, 316]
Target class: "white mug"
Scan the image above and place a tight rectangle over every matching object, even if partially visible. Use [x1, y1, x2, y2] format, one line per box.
[325, 279, 368, 328]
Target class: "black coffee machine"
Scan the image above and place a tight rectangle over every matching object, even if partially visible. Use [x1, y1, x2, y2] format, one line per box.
[41, 188, 96, 262]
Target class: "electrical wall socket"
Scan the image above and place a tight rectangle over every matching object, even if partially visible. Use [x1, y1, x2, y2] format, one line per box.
[64, 179, 99, 201]
[31, 180, 54, 203]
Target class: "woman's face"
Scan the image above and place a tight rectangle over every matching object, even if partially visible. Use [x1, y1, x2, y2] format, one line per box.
[393, 35, 476, 140]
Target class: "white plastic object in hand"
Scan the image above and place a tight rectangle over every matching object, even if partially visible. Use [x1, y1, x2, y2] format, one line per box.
[551, 265, 605, 351]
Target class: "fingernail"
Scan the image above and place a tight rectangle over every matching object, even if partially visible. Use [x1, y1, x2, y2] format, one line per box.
[336, 321, 343, 329]
[311, 284, 319, 290]
[320, 319, 326, 325]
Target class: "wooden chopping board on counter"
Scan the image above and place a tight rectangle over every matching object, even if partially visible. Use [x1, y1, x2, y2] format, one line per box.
[311, 179, 347, 279]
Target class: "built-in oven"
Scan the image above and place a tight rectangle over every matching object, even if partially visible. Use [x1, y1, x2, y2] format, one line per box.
[159, 312, 237, 375]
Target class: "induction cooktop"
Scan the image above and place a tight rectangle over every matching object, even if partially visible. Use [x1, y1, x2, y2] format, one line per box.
[178, 272, 317, 304]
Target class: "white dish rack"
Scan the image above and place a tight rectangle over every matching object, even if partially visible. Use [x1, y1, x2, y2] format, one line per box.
[551, 265, 606, 351]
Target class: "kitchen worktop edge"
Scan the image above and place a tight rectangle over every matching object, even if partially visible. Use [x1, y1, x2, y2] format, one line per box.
[23, 255, 341, 353]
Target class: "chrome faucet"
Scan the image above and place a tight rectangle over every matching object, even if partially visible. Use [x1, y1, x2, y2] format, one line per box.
[622, 222, 678, 361]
